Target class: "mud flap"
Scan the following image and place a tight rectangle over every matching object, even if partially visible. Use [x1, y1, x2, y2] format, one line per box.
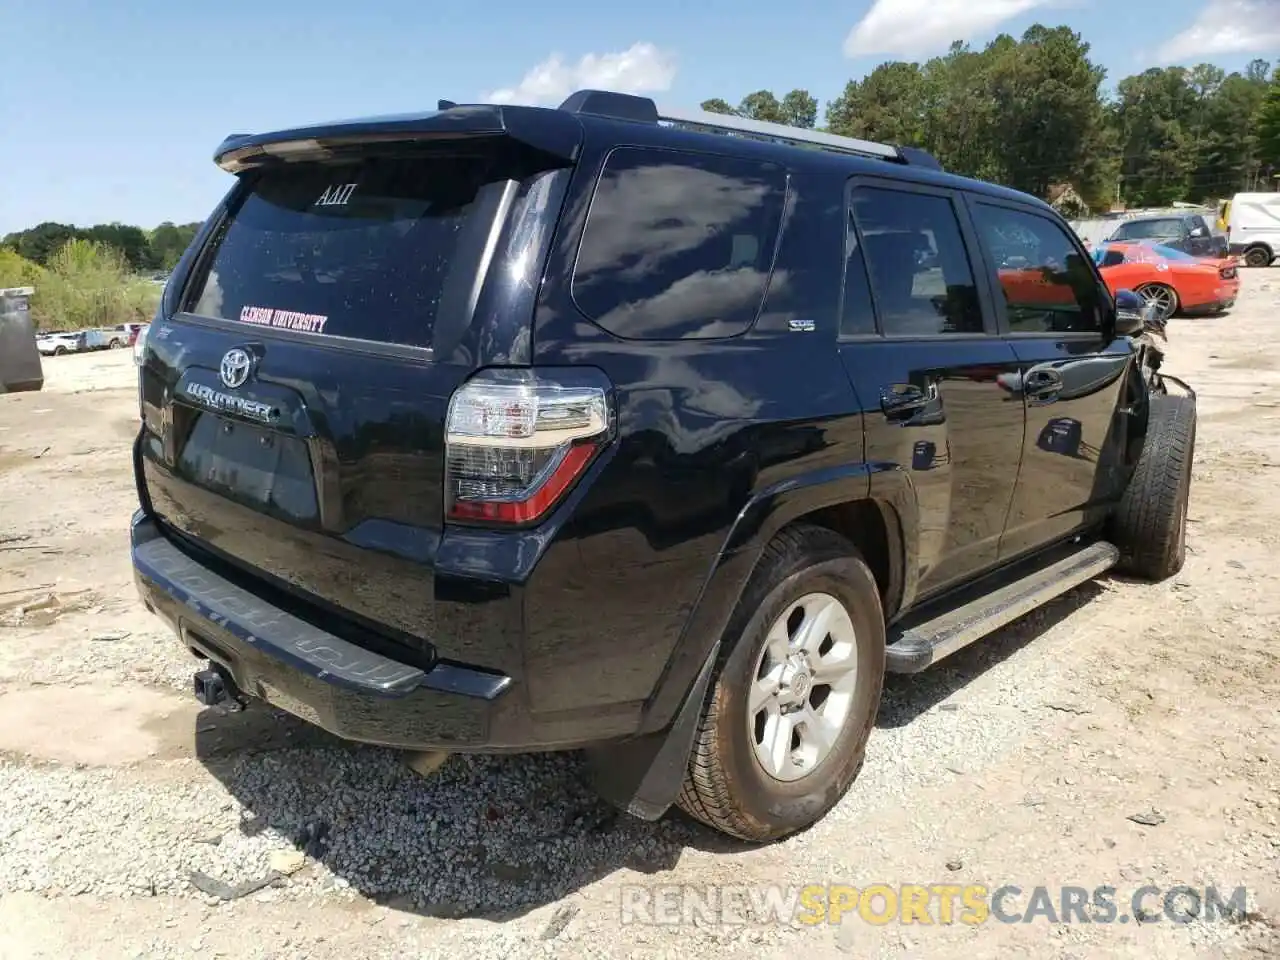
[585, 640, 720, 821]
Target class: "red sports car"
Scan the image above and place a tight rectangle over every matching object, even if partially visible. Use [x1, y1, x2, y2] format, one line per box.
[1092, 241, 1239, 320]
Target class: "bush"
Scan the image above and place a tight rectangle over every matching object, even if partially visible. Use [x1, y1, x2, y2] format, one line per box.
[24, 239, 160, 331]
[0, 248, 44, 289]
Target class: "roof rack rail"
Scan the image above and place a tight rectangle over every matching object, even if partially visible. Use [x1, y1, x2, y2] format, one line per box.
[556, 89, 943, 170]
[656, 104, 901, 161]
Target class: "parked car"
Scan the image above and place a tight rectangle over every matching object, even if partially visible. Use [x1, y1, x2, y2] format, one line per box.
[1105, 211, 1228, 259]
[1092, 241, 1239, 319]
[114, 322, 148, 346]
[83, 327, 131, 350]
[36, 331, 86, 355]
[130, 89, 1195, 843]
[1223, 192, 1280, 267]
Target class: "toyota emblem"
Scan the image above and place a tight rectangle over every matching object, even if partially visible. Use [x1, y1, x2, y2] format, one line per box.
[219, 348, 253, 389]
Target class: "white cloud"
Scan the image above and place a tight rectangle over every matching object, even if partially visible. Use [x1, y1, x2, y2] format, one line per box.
[1155, 0, 1280, 62]
[486, 42, 677, 106]
[843, 0, 1056, 58]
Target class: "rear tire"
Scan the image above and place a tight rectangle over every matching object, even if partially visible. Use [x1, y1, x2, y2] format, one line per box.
[676, 524, 885, 842]
[1135, 282, 1179, 321]
[1110, 394, 1196, 581]
[1244, 244, 1273, 268]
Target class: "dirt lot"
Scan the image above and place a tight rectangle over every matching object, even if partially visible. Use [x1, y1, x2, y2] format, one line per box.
[2, 276, 1279, 960]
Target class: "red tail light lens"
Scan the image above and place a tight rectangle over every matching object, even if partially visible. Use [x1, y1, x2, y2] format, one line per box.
[444, 368, 614, 526]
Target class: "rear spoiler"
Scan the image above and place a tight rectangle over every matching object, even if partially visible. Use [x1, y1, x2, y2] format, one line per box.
[215, 88, 946, 175]
[214, 104, 584, 173]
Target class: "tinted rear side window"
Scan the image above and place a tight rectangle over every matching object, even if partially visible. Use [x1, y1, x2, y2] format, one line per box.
[571, 147, 787, 340]
[183, 152, 512, 349]
[849, 186, 984, 336]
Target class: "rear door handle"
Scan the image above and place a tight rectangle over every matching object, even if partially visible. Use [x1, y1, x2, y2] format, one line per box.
[1023, 367, 1064, 400]
[880, 382, 938, 415]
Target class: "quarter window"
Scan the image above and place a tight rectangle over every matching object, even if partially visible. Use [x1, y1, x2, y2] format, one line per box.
[847, 187, 984, 336]
[572, 147, 787, 340]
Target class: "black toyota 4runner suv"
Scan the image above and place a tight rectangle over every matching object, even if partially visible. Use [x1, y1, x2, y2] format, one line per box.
[131, 89, 1196, 843]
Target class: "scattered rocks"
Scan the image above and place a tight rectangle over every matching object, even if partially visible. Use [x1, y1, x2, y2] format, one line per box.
[268, 849, 306, 876]
[1127, 809, 1167, 827]
[539, 902, 580, 940]
[1044, 701, 1091, 715]
[188, 870, 279, 902]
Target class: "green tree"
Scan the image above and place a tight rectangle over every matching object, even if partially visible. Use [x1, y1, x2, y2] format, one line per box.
[84, 223, 154, 271]
[737, 90, 787, 123]
[1258, 67, 1280, 175]
[700, 89, 818, 129]
[990, 25, 1111, 200]
[826, 60, 927, 145]
[4, 222, 80, 266]
[921, 40, 1004, 181]
[780, 89, 818, 128]
[1111, 67, 1199, 206]
[0, 249, 44, 289]
[148, 221, 202, 270]
[1190, 65, 1270, 201]
[33, 238, 159, 331]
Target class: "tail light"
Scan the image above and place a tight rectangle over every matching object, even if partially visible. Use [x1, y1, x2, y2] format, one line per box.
[444, 368, 614, 525]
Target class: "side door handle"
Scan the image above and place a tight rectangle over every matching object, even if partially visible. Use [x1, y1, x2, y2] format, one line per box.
[880, 382, 939, 417]
[1023, 367, 1064, 402]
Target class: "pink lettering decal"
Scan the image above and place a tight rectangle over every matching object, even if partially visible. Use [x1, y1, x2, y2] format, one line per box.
[237, 306, 329, 335]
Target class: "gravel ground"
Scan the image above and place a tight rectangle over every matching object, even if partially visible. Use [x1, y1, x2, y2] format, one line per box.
[2, 276, 1280, 959]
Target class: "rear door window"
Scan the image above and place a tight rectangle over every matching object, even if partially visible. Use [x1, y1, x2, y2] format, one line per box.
[571, 147, 787, 340]
[847, 185, 985, 336]
[182, 151, 515, 349]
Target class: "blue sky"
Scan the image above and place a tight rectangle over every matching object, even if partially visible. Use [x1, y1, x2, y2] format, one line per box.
[1, 0, 1277, 235]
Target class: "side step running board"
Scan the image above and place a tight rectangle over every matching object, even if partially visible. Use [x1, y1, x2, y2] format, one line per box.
[885, 541, 1119, 673]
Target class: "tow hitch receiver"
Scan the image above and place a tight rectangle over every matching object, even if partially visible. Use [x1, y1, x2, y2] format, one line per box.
[193, 667, 246, 710]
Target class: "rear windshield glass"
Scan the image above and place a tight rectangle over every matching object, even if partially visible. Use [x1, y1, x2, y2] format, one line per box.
[183, 153, 507, 348]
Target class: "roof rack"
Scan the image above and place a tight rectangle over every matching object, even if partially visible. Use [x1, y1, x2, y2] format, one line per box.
[556, 89, 943, 170]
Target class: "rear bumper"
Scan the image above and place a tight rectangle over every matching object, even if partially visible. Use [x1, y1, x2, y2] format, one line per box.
[131, 512, 622, 752]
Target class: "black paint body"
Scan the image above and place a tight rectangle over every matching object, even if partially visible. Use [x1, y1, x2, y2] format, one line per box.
[131, 100, 1144, 786]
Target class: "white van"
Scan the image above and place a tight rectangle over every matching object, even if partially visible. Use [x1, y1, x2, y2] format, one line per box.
[1225, 192, 1280, 267]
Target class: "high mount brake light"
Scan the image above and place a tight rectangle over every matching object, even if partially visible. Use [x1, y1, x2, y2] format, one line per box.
[444, 368, 614, 525]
